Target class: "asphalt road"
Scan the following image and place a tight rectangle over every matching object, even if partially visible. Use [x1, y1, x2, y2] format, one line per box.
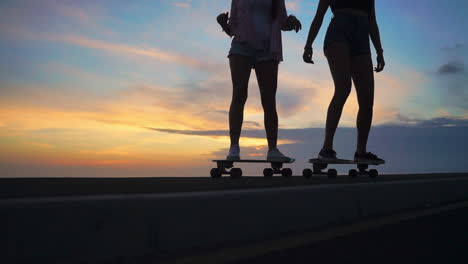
[232, 206, 468, 264]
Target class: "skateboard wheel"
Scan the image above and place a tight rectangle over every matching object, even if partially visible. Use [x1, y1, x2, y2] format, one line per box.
[327, 169, 337, 178]
[210, 168, 222, 178]
[348, 169, 358, 178]
[263, 168, 274, 178]
[230, 168, 242, 179]
[369, 169, 378, 178]
[281, 168, 293, 178]
[302, 168, 313, 178]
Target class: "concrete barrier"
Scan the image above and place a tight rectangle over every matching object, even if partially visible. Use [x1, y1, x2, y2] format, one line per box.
[1, 177, 468, 263]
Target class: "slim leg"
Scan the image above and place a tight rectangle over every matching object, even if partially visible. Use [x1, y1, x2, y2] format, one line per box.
[228, 55, 252, 146]
[254, 60, 279, 151]
[323, 42, 352, 151]
[351, 54, 374, 154]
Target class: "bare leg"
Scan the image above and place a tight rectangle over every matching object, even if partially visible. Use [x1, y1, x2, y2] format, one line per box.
[228, 55, 252, 146]
[351, 54, 374, 154]
[255, 60, 279, 151]
[323, 42, 352, 151]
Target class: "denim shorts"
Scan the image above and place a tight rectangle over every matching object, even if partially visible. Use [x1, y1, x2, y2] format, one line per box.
[228, 39, 276, 66]
[324, 13, 371, 57]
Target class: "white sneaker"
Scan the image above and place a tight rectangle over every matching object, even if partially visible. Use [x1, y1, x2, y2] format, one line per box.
[267, 148, 294, 162]
[226, 145, 240, 160]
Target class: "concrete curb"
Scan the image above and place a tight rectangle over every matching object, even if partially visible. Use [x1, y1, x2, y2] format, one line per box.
[1, 177, 468, 263]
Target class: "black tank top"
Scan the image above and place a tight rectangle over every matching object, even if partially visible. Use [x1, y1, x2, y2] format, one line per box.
[330, 0, 373, 14]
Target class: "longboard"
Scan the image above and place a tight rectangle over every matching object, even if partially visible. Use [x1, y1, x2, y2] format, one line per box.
[211, 159, 295, 178]
[303, 158, 385, 178]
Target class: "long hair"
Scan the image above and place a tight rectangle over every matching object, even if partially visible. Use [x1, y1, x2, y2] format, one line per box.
[271, 0, 279, 19]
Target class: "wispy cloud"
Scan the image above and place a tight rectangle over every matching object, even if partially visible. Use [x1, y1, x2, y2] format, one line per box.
[147, 128, 227, 137]
[145, 116, 468, 174]
[148, 115, 468, 139]
[432, 45, 468, 110]
[53, 34, 220, 71]
[438, 61, 465, 75]
[52, 1, 99, 27]
[1, 25, 220, 72]
[394, 114, 468, 127]
[441, 43, 465, 52]
[172, 1, 191, 9]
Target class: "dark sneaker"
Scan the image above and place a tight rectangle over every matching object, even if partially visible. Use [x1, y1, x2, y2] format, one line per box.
[318, 149, 337, 160]
[354, 152, 385, 164]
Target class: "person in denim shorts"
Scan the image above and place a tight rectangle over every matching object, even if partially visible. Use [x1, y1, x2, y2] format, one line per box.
[303, 0, 386, 163]
[216, 0, 301, 161]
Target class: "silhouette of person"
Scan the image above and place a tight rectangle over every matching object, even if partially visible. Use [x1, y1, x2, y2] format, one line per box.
[217, 0, 301, 161]
[303, 0, 385, 163]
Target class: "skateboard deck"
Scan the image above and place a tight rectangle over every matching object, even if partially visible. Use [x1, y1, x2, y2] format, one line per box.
[309, 158, 384, 166]
[304, 158, 384, 178]
[211, 159, 295, 178]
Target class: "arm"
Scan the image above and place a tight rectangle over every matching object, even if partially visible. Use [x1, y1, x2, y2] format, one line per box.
[369, 0, 385, 72]
[217, 1, 236, 37]
[217, 12, 232, 37]
[304, 0, 330, 48]
[303, 0, 330, 63]
[278, 0, 290, 30]
[369, 1, 383, 53]
[272, 0, 301, 33]
[278, 0, 301, 32]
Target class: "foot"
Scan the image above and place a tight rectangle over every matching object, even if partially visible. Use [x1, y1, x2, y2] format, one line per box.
[318, 148, 337, 160]
[226, 145, 240, 160]
[354, 152, 385, 164]
[267, 148, 294, 162]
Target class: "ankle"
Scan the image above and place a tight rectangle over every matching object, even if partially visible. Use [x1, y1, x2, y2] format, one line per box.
[322, 145, 333, 152]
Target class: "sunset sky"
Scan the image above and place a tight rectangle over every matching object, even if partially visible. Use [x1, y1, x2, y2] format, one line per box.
[1, 0, 467, 177]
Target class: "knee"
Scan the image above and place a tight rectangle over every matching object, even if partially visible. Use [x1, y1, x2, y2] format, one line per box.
[333, 83, 352, 104]
[232, 89, 248, 105]
[232, 95, 247, 106]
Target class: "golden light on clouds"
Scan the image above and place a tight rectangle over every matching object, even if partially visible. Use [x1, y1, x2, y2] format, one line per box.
[0, 102, 299, 169]
[0, 63, 425, 172]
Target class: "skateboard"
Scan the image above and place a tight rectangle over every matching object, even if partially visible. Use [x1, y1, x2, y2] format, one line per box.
[211, 159, 295, 179]
[303, 158, 385, 179]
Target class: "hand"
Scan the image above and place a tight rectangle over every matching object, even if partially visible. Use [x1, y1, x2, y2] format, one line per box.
[288, 15, 302, 32]
[217, 12, 229, 26]
[303, 46, 314, 64]
[375, 52, 385, 72]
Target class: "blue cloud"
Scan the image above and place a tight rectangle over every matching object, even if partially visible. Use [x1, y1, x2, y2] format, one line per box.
[149, 116, 468, 174]
[438, 61, 465, 75]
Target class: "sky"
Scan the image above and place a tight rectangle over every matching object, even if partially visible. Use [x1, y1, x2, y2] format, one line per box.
[0, 0, 467, 177]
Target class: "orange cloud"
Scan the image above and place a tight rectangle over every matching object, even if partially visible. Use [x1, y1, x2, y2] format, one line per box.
[54, 34, 217, 70]
[173, 2, 191, 8]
